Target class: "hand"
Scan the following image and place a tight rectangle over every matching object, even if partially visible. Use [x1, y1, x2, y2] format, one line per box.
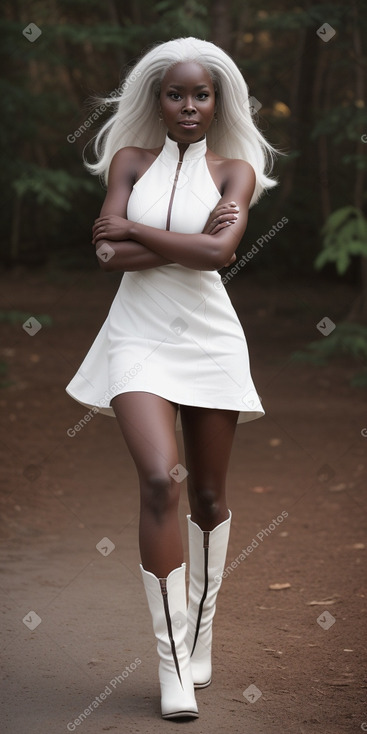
[223, 252, 236, 268]
[92, 215, 131, 245]
[203, 201, 239, 235]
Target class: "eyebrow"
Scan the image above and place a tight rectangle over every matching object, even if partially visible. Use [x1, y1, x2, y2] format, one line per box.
[167, 84, 210, 90]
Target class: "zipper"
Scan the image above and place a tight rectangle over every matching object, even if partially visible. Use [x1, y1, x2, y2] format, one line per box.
[159, 577, 183, 688]
[191, 531, 210, 656]
[165, 150, 184, 231]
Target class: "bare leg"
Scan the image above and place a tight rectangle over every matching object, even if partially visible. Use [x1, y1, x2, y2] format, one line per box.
[180, 406, 239, 529]
[111, 391, 182, 578]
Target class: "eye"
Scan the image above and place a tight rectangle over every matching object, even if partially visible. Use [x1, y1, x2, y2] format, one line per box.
[197, 92, 209, 100]
[168, 92, 181, 100]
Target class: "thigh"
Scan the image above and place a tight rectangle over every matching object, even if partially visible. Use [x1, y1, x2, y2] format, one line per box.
[180, 406, 239, 488]
[111, 391, 179, 480]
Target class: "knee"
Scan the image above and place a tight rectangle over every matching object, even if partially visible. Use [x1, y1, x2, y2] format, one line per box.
[190, 485, 224, 522]
[140, 472, 179, 522]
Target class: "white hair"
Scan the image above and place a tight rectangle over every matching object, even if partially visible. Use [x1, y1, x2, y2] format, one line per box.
[84, 37, 278, 206]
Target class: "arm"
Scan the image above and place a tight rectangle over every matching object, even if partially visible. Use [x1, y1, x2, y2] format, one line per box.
[95, 147, 173, 272]
[94, 160, 256, 271]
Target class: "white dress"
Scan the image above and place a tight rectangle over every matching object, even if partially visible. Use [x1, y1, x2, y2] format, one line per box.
[65, 134, 264, 428]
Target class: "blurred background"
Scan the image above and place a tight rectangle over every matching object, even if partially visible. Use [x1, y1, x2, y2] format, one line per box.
[1, 5, 367, 732]
[1, 0, 367, 380]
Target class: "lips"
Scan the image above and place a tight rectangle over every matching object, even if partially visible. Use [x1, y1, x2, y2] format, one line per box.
[179, 121, 198, 127]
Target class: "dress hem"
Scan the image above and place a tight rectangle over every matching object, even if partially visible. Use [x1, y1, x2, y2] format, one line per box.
[65, 386, 265, 430]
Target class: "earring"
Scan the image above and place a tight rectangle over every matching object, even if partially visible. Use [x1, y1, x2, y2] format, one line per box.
[214, 113, 218, 123]
[158, 111, 163, 122]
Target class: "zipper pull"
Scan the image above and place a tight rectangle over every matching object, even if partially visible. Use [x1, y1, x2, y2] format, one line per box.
[159, 578, 167, 595]
[203, 531, 210, 549]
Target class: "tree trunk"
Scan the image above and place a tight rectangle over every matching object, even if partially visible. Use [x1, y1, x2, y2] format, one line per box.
[210, 0, 232, 52]
[347, 0, 367, 323]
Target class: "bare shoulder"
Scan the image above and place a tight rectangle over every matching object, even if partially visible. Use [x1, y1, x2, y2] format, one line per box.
[206, 149, 255, 197]
[110, 144, 162, 182]
[207, 149, 254, 176]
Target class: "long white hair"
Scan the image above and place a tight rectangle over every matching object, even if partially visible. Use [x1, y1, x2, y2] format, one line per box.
[84, 37, 277, 206]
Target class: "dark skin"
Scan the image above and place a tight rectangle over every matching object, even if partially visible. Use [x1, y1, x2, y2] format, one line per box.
[92, 62, 256, 577]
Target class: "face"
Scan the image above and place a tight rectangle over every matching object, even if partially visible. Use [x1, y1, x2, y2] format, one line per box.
[159, 61, 216, 143]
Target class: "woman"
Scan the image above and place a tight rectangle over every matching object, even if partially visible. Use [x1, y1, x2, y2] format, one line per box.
[66, 36, 277, 720]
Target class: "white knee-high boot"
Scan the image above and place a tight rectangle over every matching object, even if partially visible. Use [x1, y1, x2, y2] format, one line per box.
[140, 562, 199, 719]
[185, 510, 232, 688]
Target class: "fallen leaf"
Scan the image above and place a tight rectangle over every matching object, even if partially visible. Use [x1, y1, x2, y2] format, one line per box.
[269, 582, 291, 591]
[269, 438, 282, 447]
[307, 599, 337, 606]
[329, 483, 347, 492]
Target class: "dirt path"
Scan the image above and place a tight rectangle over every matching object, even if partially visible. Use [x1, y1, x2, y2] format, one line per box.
[1, 267, 366, 733]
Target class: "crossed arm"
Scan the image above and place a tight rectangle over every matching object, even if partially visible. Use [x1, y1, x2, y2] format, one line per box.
[91, 147, 256, 272]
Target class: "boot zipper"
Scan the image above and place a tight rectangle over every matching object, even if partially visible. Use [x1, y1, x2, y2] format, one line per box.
[159, 578, 183, 688]
[191, 531, 210, 656]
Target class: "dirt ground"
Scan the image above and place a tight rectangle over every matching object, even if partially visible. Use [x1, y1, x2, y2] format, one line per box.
[0, 266, 366, 734]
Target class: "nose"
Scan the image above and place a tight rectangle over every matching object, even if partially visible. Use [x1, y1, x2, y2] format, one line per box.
[182, 97, 196, 114]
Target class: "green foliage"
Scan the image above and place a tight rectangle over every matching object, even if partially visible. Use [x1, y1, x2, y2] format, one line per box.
[292, 323, 367, 379]
[311, 106, 367, 147]
[1, 0, 366, 274]
[0, 311, 53, 326]
[314, 207, 367, 275]
[12, 166, 97, 211]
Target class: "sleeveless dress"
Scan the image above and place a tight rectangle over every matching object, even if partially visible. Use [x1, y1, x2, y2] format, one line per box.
[65, 134, 264, 428]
